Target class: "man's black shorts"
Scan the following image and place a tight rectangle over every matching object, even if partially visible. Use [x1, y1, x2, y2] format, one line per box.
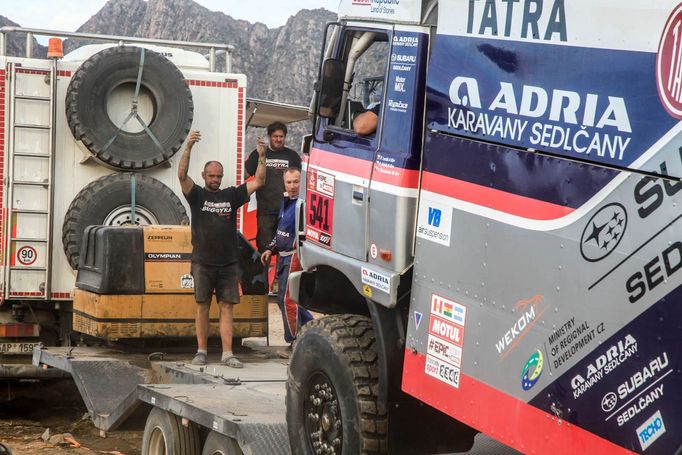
[191, 262, 240, 305]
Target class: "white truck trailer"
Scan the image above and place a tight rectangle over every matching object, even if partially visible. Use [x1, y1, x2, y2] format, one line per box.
[0, 27, 253, 377]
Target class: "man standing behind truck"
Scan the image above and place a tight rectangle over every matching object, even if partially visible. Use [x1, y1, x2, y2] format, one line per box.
[260, 168, 314, 355]
[244, 121, 301, 253]
[178, 130, 266, 368]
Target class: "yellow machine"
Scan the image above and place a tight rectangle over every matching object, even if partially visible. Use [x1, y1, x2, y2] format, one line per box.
[73, 225, 268, 341]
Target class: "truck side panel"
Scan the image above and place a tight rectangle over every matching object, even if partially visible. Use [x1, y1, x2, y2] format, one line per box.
[403, 1, 682, 453]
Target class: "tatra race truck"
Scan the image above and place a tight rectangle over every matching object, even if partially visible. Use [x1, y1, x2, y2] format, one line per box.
[12, 0, 682, 454]
[285, 0, 682, 454]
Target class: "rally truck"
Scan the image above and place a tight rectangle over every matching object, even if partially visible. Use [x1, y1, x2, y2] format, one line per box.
[285, 0, 682, 453]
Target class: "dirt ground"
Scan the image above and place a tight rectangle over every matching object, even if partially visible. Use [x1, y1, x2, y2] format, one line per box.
[0, 301, 291, 455]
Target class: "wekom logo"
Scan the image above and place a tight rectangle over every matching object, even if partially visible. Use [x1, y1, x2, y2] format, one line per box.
[495, 295, 548, 361]
[657, 3, 682, 118]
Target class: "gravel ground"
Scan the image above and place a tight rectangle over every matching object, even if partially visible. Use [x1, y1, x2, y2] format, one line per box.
[0, 301, 290, 455]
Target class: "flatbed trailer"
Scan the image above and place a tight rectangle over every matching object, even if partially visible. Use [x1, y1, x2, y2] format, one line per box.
[32, 345, 291, 454]
[32, 345, 520, 454]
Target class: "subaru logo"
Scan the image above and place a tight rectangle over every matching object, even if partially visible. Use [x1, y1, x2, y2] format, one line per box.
[580, 203, 627, 262]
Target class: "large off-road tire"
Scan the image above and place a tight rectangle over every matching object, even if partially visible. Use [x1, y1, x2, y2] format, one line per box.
[286, 315, 388, 455]
[66, 46, 193, 169]
[62, 173, 187, 269]
[201, 431, 243, 455]
[142, 408, 200, 455]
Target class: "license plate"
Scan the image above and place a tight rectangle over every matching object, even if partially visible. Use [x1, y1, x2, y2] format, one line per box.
[0, 342, 42, 355]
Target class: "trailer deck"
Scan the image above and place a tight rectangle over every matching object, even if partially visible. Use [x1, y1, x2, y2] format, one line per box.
[32, 345, 290, 452]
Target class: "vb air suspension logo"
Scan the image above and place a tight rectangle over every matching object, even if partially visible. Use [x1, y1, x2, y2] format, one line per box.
[657, 3, 682, 118]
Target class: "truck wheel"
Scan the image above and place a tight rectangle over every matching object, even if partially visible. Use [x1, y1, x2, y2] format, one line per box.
[66, 46, 193, 170]
[142, 408, 200, 455]
[201, 431, 243, 455]
[62, 173, 187, 269]
[286, 315, 387, 454]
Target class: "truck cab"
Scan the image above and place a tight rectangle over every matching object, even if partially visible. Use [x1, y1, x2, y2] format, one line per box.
[288, 1, 682, 454]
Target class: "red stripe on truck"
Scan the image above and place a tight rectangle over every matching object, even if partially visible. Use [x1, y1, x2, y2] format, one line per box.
[421, 171, 575, 220]
[401, 350, 634, 455]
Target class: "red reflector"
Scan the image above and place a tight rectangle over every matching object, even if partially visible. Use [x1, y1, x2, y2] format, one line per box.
[379, 249, 393, 262]
[0, 323, 39, 337]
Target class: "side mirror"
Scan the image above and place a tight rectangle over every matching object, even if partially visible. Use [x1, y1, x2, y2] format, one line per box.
[317, 59, 344, 119]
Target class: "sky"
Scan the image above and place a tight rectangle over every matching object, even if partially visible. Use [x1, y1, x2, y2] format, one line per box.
[0, 0, 340, 43]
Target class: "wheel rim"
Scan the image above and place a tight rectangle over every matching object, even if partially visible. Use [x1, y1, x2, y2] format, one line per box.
[147, 427, 167, 455]
[103, 204, 159, 226]
[304, 371, 342, 454]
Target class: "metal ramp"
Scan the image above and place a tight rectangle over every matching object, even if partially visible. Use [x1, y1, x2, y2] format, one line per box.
[32, 345, 290, 451]
[3, 61, 56, 300]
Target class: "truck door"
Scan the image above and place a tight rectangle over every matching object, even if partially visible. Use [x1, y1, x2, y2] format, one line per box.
[306, 25, 392, 261]
[367, 28, 428, 273]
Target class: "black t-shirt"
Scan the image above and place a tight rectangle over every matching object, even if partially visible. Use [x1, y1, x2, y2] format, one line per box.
[244, 146, 301, 215]
[184, 183, 250, 266]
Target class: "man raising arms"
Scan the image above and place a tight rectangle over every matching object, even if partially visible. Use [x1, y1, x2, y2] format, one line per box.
[178, 130, 266, 367]
[245, 121, 301, 253]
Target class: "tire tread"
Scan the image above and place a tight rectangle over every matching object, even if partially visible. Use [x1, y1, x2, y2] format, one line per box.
[298, 314, 388, 454]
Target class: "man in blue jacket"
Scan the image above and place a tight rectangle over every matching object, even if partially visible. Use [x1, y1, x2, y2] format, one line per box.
[260, 168, 313, 350]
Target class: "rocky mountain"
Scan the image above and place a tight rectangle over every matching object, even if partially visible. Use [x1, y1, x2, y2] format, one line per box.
[3, 0, 336, 149]
[74, 0, 336, 148]
[0, 16, 46, 57]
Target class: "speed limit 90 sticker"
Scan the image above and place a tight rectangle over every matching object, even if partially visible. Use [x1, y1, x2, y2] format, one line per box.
[306, 168, 335, 247]
[15, 245, 37, 266]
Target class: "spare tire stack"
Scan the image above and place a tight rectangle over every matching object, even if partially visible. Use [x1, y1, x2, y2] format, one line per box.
[62, 46, 193, 269]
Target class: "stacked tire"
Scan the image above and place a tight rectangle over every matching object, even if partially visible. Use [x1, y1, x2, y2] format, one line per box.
[62, 46, 193, 269]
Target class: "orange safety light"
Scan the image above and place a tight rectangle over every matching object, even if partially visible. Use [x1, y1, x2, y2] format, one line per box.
[47, 37, 63, 58]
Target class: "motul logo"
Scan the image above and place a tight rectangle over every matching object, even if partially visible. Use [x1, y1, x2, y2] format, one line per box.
[429, 316, 463, 346]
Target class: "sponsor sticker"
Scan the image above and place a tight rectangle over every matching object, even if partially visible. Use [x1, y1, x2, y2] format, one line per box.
[361, 267, 390, 293]
[580, 203, 627, 262]
[658, 3, 682, 118]
[429, 315, 464, 346]
[427, 334, 462, 368]
[495, 295, 547, 360]
[521, 349, 544, 391]
[416, 201, 452, 246]
[636, 410, 666, 451]
[602, 392, 617, 413]
[605, 352, 671, 427]
[424, 355, 460, 389]
[414, 311, 422, 330]
[426, 293, 465, 389]
[430, 294, 466, 325]
[547, 318, 601, 370]
[571, 334, 638, 400]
